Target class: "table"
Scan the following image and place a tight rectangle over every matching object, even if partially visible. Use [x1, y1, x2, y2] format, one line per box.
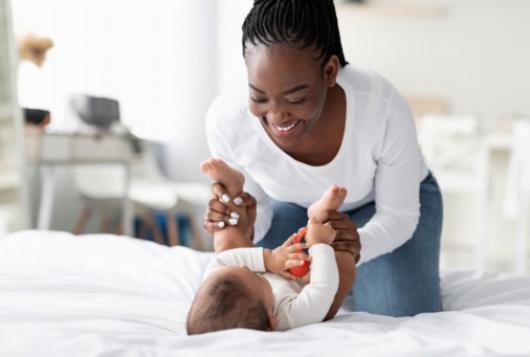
[29, 130, 135, 236]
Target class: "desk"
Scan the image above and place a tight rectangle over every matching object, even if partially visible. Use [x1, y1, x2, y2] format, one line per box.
[28, 130, 135, 236]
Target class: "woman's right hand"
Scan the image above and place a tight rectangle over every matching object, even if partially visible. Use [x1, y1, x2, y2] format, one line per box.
[203, 182, 257, 241]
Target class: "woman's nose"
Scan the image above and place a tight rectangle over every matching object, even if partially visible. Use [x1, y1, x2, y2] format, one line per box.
[266, 109, 286, 123]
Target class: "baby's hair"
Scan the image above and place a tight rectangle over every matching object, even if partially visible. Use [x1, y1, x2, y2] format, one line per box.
[186, 274, 270, 335]
[242, 0, 348, 67]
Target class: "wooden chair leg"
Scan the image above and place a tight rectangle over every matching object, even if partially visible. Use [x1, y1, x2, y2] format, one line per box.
[74, 207, 92, 235]
[100, 214, 113, 233]
[187, 214, 205, 251]
[167, 209, 180, 247]
[138, 220, 147, 239]
[143, 211, 165, 245]
[109, 210, 122, 236]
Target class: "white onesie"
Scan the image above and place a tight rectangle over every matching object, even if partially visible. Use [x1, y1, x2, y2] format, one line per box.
[204, 245, 339, 331]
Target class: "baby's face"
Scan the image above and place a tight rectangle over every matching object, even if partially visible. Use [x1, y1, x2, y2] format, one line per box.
[206, 266, 275, 318]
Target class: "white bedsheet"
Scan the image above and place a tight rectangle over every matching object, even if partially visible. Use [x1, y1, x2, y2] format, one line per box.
[1, 231, 530, 357]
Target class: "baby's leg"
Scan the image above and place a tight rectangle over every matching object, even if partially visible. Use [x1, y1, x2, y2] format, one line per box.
[201, 158, 245, 199]
[308, 186, 356, 320]
[201, 158, 251, 252]
[307, 185, 347, 223]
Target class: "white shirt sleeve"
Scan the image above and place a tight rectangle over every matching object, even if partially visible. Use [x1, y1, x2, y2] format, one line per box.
[357, 90, 423, 265]
[205, 100, 273, 243]
[204, 247, 266, 279]
[278, 244, 339, 329]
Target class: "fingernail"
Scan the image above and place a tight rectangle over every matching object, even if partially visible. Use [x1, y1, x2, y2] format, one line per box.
[233, 197, 243, 205]
[230, 212, 240, 219]
[299, 260, 304, 266]
[228, 218, 238, 226]
[221, 194, 230, 203]
[217, 221, 225, 228]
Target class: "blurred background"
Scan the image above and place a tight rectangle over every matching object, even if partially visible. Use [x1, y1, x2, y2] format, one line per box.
[0, 0, 529, 274]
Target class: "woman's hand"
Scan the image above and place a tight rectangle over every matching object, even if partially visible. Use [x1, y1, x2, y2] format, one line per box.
[263, 233, 311, 279]
[305, 217, 337, 246]
[317, 210, 361, 263]
[203, 182, 257, 241]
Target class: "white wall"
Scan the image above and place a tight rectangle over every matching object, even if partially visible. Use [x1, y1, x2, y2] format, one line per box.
[216, 0, 253, 95]
[336, 0, 530, 272]
[337, 0, 530, 121]
[165, 0, 252, 183]
[12, 0, 222, 231]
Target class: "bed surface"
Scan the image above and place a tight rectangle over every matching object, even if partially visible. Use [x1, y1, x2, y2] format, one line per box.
[1, 231, 530, 356]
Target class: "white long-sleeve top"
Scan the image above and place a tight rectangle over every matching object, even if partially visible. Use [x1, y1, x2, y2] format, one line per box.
[205, 65, 429, 265]
[204, 245, 339, 331]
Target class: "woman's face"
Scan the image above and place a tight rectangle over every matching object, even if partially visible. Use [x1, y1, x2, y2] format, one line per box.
[244, 43, 338, 151]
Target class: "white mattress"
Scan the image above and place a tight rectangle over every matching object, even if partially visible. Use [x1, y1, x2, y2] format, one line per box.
[1, 231, 530, 357]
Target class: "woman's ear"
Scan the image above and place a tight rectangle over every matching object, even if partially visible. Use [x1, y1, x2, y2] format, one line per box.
[324, 55, 340, 88]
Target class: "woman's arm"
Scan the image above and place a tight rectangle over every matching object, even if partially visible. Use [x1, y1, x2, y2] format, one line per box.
[356, 89, 423, 264]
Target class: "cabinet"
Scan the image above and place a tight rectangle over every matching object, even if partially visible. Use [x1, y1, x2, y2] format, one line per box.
[0, 0, 28, 236]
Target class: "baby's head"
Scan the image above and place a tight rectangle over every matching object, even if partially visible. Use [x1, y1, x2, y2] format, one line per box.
[186, 266, 275, 335]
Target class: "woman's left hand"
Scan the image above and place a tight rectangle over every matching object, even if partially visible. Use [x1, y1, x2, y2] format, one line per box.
[316, 210, 361, 264]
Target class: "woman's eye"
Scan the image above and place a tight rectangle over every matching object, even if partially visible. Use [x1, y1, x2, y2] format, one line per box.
[286, 98, 306, 104]
[251, 97, 268, 103]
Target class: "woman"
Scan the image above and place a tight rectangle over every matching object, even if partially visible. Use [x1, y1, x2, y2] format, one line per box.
[204, 0, 443, 317]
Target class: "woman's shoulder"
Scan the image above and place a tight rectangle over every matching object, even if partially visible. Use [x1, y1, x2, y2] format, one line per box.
[339, 65, 397, 103]
[205, 92, 260, 157]
[206, 92, 251, 131]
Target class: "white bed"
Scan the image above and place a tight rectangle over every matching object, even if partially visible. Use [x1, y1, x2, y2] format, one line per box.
[1, 231, 530, 357]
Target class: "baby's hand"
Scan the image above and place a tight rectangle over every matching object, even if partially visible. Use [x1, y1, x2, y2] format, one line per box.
[305, 217, 336, 246]
[264, 233, 311, 280]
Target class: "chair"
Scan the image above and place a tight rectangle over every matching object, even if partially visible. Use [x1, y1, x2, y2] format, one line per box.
[70, 95, 210, 249]
[417, 114, 490, 270]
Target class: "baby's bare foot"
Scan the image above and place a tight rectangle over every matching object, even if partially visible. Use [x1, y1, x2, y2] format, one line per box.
[308, 185, 347, 222]
[200, 158, 245, 200]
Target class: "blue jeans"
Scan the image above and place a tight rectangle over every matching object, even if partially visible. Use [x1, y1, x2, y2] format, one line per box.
[257, 173, 443, 316]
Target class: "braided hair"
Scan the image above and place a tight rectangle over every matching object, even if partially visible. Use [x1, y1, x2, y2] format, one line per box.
[242, 0, 348, 67]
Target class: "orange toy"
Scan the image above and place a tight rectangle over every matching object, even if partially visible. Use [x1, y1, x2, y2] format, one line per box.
[288, 227, 310, 277]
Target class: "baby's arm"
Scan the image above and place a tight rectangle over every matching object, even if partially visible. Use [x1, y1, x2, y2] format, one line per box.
[208, 247, 266, 273]
[277, 219, 340, 329]
[206, 239, 311, 280]
[280, 243, 339, 329]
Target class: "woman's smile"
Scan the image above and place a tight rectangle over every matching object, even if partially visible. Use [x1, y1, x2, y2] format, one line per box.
[265, 118, 303, 138]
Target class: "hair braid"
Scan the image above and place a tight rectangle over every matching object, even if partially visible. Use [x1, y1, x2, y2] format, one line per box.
[242, 0, 348, 67]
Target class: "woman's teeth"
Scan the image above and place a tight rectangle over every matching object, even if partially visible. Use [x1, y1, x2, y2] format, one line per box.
[276, 122, 297, 132]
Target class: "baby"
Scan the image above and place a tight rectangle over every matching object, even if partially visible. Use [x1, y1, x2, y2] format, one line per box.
[186, 159, 348, 334]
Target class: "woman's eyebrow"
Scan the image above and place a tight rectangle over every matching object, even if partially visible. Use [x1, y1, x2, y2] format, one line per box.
[283, 84, 309, 95]
[249, 84, 309, 95]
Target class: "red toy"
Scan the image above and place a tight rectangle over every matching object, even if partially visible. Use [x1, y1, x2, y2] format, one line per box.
[288, 227, 310, 277]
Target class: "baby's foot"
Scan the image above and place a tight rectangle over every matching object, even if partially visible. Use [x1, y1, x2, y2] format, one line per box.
[200, 158, 245, 200]
[308, 185, 347, 222]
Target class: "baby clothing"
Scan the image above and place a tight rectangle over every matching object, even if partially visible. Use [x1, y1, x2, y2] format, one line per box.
[204, 244, 339, 331]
